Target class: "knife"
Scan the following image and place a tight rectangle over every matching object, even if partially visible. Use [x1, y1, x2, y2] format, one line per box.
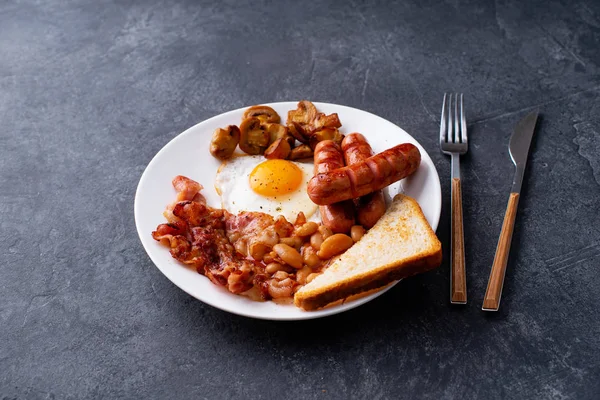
[482, 111, 539, 311]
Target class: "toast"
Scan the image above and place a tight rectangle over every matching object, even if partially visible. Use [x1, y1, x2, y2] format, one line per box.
[294, 194, 442, 311]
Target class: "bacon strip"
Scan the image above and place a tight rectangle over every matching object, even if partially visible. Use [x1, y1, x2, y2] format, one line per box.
[152, 176, 287, 299]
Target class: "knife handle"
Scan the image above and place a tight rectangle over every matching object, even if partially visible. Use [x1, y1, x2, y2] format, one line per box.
[483, 192, 520, 311]
[450, 178, 467, 304]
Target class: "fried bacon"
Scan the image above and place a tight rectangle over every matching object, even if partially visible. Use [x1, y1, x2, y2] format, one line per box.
[173, 175, 203, 202]
[152, 176, 279, 299]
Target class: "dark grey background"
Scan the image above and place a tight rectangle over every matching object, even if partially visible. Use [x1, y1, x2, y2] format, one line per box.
[1, 0, 599, 399]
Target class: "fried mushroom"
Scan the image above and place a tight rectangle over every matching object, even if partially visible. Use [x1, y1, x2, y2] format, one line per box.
[239, 117, 270, 155]
[287, 100, 318, 125]
[264, 137, 292, 160]
[287, 101, 343, 145]
[287, 101, 318, 143]
[313, 112, 342, 130]
[288, 144, 313, 160]
[209, 125, 241, 160]
[288, 122, 310, 144]
[308, 128, 344, 150]
[267, 123, 288, 144]
[243, 105, 281, 124]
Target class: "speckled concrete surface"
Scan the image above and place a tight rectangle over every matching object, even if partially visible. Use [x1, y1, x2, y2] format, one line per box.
[1, 0, 599, 399]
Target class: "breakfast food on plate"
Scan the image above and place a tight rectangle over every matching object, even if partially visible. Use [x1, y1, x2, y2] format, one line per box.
[210, 125, 241, 160]
[307, 143, 421, 205]
[153, 100, 436, 308]
[313, 140, 356, 233]
[264, 137, 292, 160]
[239, 117, 271, 155]
[153, 175, 360, 301]
[289, 144, 313, 160]
[287, 100, 342, 146]
[209, 101, 343, 162]
[243, 105, 281, 123]
[294, 194, 442, 311]
[215, 156, 318, 223]
[342, 133, 387, 229]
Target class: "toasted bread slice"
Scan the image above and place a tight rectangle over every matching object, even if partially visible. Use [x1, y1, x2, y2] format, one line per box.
[294, 194, 442, 311]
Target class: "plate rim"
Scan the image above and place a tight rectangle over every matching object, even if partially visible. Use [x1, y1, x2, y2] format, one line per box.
[134, 101, 442, 321]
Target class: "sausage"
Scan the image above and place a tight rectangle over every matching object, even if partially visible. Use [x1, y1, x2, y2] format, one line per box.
[307, 143, 421, 205]
[313, 140, 356, 233]
[342, 133, 387, 228]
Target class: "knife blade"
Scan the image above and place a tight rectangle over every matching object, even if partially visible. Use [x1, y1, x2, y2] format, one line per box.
[509, 110, 539, 194]
[482, 111, 539, 311]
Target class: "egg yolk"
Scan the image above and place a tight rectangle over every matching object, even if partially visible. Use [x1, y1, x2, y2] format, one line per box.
[249, 159, 303, 197]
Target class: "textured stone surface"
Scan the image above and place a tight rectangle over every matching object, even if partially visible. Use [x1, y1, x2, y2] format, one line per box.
[1, 0, 599, 399]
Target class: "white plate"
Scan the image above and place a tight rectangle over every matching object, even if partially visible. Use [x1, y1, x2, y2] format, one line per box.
[135, 102, 441, 320]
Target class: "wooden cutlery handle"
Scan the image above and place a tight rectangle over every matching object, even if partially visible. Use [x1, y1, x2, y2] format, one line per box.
[451, 178, 467, 304]
[483, 192, 520, 311]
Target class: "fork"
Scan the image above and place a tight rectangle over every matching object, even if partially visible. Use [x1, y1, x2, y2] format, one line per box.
[439, 93, 468, 304]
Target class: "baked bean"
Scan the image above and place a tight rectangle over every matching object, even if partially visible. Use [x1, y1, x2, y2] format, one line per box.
[350, 225, 365, 242]
[318, 225, 333, 239]
[273, 244, 303, 269]
[263, 252, 276, 264]
[272, 270, 289, 280]
[279, 277, 294, 288]
[302, 245, 321, 268]
[317, 234, 354, 259]
[267, 279, 294, 298]
[296, 266, 312, 284]
[249, 242, 269, 261]
[306, 273, 319, 284]
[310, 232, 324, 250]
[265, 262, 285, 275]
[305, 253, 321, 269]
[295, 221, 319, 237]
[266, 250, 286, 265]
[280, 236, 303, 250]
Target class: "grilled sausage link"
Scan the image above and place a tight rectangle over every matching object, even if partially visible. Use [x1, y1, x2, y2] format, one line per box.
[308, 143, 421, 206]
[342, 133, 387, 228]
[313, 140, 356, 233]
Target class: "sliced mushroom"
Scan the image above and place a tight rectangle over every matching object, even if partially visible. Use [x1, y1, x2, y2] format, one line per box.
[288, 144, 313, 160]
[243, 105, 281, 124]
[287, 100, 318, 125]
[239, 117, 270, 155]
[264, 137, 292, 160]
[287, 101, 318, 142]
[313, 112, 342, 130]
[308, 128, 344, 150]
[267, 123, 288, 144]
[209, 125, 241, 160]
[283, 134, 296, 148]
[288, 122, 310, 144]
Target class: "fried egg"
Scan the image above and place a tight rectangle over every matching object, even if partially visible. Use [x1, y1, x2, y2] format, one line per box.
[215, 156, 319, 222]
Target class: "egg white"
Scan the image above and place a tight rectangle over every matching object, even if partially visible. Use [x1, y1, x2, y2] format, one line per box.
[215, 155, 320, 223]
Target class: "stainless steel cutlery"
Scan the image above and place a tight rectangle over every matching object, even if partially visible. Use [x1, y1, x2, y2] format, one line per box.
[439, 93, 538, 310]
[482, 111, 539, 311]
[439, 93, 468, 304]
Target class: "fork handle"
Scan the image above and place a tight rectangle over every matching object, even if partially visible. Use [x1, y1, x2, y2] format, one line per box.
[450, 177, 467, 304]
[482, 192, 520, 311]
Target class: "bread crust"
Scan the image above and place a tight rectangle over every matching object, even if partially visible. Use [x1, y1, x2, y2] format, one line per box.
[294, 194, 442, 311]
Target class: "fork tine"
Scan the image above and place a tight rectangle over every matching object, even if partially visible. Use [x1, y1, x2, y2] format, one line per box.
[454, 93, 460, 144]
[439, 93, 447, 143]
[447, 93, 453, 143]
[460, 93, 467, 144]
